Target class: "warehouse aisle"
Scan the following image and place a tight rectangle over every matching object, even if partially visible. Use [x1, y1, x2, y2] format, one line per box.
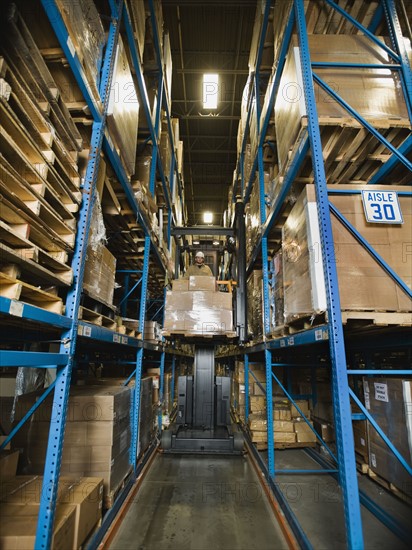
[108, 453, 290, 550]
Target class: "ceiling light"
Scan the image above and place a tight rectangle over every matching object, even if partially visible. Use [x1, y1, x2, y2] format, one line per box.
[203, 211, 213, 224]
[213, 240, 219, 246]
[193, 240, 200, 245]
[203, 74, 219, 109]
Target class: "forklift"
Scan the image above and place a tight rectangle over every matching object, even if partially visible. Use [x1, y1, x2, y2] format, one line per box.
[161, 202, 246, 454]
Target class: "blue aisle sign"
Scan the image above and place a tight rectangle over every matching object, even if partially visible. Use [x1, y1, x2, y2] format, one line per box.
[361, 191, 403, 224]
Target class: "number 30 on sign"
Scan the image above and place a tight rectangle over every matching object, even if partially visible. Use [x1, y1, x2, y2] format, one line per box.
[361, 191, 403, 224]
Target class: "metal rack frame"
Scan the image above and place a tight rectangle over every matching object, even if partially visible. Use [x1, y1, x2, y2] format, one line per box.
[238, 1, 412, 548]
[0, 0, 181, 546]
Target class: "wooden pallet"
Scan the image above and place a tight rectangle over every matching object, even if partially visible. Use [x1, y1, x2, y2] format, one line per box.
[78, 306, 117, 331]
[254, 441, 317, 451]
[163, 330, 237, 339]
[104, 466, 134, 509]
[281, 117, 411, 185]
[367, 467, 412, 506]
[341, 310, 412, 328]
[355, 452, 369, 474]
[0, 272, 63, 313]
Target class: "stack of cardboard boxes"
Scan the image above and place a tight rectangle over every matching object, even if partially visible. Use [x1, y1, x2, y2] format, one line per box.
[13, 386, 132, 508]
[248, 398, 316, 448]
[0, 476, 103, 549]
[163, 277, 234, 337]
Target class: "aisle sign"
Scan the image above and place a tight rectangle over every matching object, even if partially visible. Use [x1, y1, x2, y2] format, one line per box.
[361, 190, 403, 224]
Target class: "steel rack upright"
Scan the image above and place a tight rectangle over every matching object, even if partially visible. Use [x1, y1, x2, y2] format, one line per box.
[234, 1, 412, 548]
[0, 0, 182, 547]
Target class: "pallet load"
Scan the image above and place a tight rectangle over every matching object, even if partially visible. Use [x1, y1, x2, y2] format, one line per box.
[248, 398, 316, 449]
[12, 386, 132, 508]
[275, 35, 411, 184]
[0, 476, 104, 549]
[163, 277, 235, 337]
[281, 185, 412, 328]
[363, 377, 412, 500]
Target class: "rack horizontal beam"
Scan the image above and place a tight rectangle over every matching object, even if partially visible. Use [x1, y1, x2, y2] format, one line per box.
[0, 351, 70, 367]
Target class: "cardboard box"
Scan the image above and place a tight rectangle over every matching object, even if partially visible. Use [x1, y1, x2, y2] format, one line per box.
[250, 395, 266, 413]
[273, 420, 295, 433]
[273, 408, 292, 421]
[364, 378, 412, 496]
[275, 432, 296, 444]
[276, 35, 410, 173]
[312, 419, 335, 443]
[0, 451, 19, 481]
[0, 503, 76, 550]
[353, 420, 368, 459]
[188, 276, 216, 291]
[248, 414, 267, 431]
[172, 279, 189, 291]
[83, 246, 116, 306]
[291, 400, 310, 419]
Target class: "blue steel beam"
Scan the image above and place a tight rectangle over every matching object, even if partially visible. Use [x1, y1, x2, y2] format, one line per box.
[158, 352, 165, 431]
[122, 3, 156, 143]
[0, 351, 69, 367]
[328, 189, 412, 197]
[312, 62, 401, 70]
[313, 73, 412, 171]
[0, 376, 58, 451]
[368, 4, 384, 33]
[322, 0, 399, 61]
[295, 1, 364, 548]
[369, 134, 412, 184]
[382, 0, 412, 117]
[35, 4, 124, 548]
[0, 297, 72, 329]
[258, 7, 295, 150]
[130, 236, 151, 470]
[330, 203, 412, 299]
[347, 370, 412, 375]
[349, 389, 412, 476]
[247, 133, 310, 275]
[77, 322, 141, 348]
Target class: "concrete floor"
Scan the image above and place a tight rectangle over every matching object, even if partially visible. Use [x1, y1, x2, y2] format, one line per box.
[261, 448, 410, 550]
[108, 449, 411, 550]
[108, 453, 289, 550]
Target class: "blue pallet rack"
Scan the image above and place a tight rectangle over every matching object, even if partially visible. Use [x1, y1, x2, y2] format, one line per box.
[236, 1, 412, 548]
[0, 0, 180, 546]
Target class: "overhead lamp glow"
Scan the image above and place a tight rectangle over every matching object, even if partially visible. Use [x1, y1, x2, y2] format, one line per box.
[213, 240, 219, 246]
[203, 211, 213, 224]
[193, 240, 200, 245]
[203, 74, 219, 109]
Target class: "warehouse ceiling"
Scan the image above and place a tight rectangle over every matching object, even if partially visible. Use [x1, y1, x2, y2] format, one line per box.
[162, 0, 257, 227]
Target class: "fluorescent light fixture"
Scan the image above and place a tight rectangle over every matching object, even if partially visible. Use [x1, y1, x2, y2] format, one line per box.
[203, 74, 219, 109]
[193, 240, 200, 245]
[213, 240, 219, 246]
[203, 211, 213, 224]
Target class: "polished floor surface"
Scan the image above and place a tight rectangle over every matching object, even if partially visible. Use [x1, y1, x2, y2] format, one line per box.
[108, 453, 289, 550]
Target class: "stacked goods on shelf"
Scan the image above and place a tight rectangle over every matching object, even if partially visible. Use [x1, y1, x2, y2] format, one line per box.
[12, 386, 132, 507]
[83, 193, 116, 307]
[0, 4, 87, 312]
[281, 185, 412, 325]
[163, 30, 172, 109]
[159, 116, 172, 182]
[163, 277, 235, 337]
[107, 35, 139, 178]
[352, 401, 369, 465]
[247, 270, 263, 340]
[271, 251, 284, 330]
[248, 0, 274, 73]
[231, 361, 267, 421]
[0, 501, 76, 550]
[275, 35, 411, 183]
[0, 476, 103, 549]
[52, 0, 105, 106]
[363, 377, 412, 498]
[128, 0, 147, 62]
[143, 0, 164, 72]
[248, 398, 316, 448]
[139, 377, 155, 456]
[144, 321, 162, 342]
